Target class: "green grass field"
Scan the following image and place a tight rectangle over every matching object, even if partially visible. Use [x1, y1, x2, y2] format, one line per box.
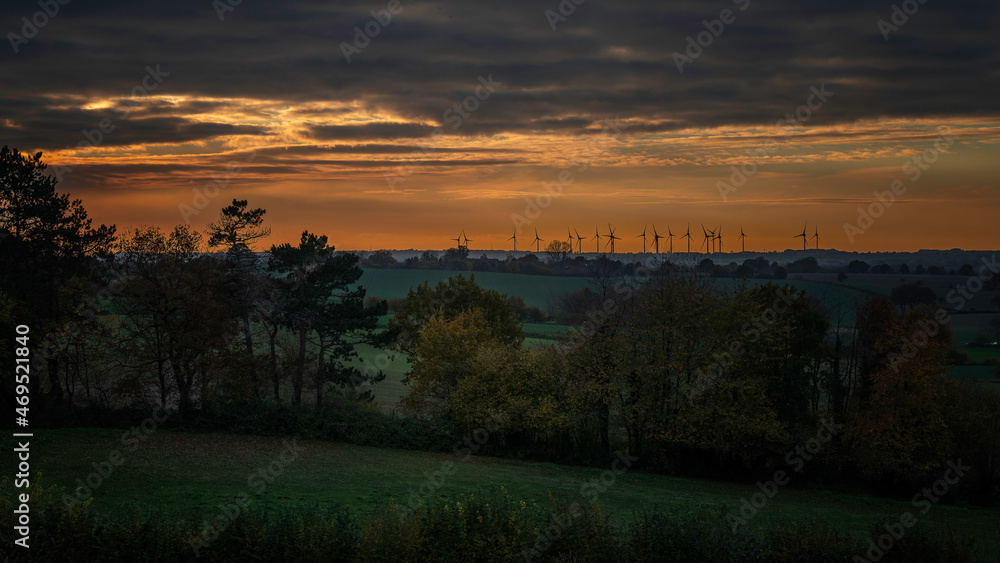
[842, 283, 892, 296]
[348, 343, 410, 409]
[17, 429, 1000, 556]
[952, 314, 1000, 345]
[950, 365, 999, 384]
[966, 349, 1000, 364]
[358, 269, 593, 311]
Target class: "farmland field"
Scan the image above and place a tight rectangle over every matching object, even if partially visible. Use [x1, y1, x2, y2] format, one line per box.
[798, 273, 999, 313]
[357, 269, 593, 311]
[950, 365, 999, 384]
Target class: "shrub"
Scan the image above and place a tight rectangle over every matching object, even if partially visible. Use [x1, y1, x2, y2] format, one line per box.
[621, 504, 766, 562]
[858, 521, 977, 563]
[358, 485, 546, 562]
[767, 520, 858, 562]
[1, 479, 991, 562]
[197, 503, 357, 562]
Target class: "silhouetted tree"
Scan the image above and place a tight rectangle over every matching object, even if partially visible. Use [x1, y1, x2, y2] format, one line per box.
[116, 225, 231, 418]
[206, 199, 270, 393]
[545, 240, 572, 265]
[268, 231, 386, 407]
[787, 257, 819, 273]
[847, 260, 870, 273]
[364, 249, 397, 268]
[891, 282, 937, 311]
[0, 146, 115, 407]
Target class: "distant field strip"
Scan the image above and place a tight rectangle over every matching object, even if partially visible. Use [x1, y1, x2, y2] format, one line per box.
[357, 269, 594, 310]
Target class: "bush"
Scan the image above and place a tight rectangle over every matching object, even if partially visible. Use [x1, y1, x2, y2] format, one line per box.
[858, 521, 977, 563]
[308, 404, 454, 452]
[622, 504, 769, 562]
[25, 400, 459, 456]
[359, 486, 539, 562]
[196, 503, 357, 562]
[947, 349, 972, 366]
[2, 481, 992, 563]
[188, 400, 456, 452]
[767, 520, 858, 562]
[0, 474, 99, 560]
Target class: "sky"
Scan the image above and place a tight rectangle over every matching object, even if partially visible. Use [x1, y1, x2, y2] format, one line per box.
[2, 0, 998, 253]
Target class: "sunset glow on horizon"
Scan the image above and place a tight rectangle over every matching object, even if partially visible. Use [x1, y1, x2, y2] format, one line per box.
[3, 1, 998, 253]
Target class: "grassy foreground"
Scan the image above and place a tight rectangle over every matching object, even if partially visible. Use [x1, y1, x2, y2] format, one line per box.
[8, 428, 999, 556]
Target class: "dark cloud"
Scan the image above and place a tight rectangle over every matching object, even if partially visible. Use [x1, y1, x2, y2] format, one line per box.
[254, 144, 527, 155]
[1, 111, 269, 150]
[308, 123, 437, 140]
[1, 0, 998, 149]
[55, 156, 522, 191]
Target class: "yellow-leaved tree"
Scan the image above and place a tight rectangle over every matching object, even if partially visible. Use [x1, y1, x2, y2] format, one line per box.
[402, 308, 497, 416]
[450, 343, 568, 437]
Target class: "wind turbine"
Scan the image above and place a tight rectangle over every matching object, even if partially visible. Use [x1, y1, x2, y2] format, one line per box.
[605, 224, 621, 255]
[451, 231, 463, 249]
[715, 226, 723, 254]
[591, 225, 602, 253]
[636, 225, 649, 254]
[737, 225, 747, 253]
[682, 223, 692, 253]
[701, 225, 712, 254]
[794, 223, 807, 250]
[462, 232, 472, 250]
[507, 229, 517, 251]
[533, 228, 544, 252]
[574, 229, 585, 253]
[652, 225, 664, 255]
[567, 227, 574, 248]
[811, 225, 820, 250]
[666, 225, 675, 254]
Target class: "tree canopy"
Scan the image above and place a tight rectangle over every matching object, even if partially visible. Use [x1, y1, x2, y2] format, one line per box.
[268, 231, 387, 407]
[389, 274, 523, 355]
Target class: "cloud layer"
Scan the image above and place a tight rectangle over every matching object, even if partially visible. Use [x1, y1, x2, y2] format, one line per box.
[1, 0, 998, 251]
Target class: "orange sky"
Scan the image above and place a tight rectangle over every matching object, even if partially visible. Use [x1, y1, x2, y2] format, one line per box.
[54, 109, 999, 254]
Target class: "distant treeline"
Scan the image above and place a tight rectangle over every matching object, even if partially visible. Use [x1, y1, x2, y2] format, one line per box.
[358, 247, 1000, 282]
